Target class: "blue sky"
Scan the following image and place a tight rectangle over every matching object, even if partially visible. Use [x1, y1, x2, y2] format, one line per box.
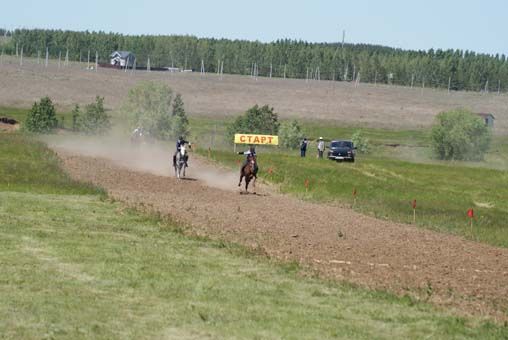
[3, 0, 507, 55]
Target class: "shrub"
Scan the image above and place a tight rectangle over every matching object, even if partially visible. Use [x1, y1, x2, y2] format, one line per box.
[171, 94, 190, 138]
[78, 96, 111, 135]
[24, 97, 58, 133]
[123, 81, 189, 140]
[71, 104, 81, 132]
[123, 81, 173, 139]
[351, 130, 370, 154]
[226, 105, 279, 143]
[431, 109, 491, 161]
[279, 120, 304, 149]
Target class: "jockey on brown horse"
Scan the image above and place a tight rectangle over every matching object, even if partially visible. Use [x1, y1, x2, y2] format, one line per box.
[238, 145, 258, 191]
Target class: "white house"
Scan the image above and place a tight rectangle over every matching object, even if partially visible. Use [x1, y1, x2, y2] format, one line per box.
[110, 51, 135, 67]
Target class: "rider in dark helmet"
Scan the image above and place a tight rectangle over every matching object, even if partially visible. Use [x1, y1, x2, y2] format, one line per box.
[238, 145, 258, 174]
[174, 136, 190, 167]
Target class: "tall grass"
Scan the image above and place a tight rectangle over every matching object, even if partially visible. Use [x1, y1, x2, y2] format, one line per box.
[0, 133, 100, 194]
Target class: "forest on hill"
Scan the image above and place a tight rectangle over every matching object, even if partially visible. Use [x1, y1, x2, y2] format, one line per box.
[3, 28, 508, 91]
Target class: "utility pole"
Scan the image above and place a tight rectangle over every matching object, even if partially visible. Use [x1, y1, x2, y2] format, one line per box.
[58, 51, 61, 68]
[283, 64, 286, 79]
[484, 79, 489, 93]
[200, 59, 205, 76]
[269, 63, 272, 78]
[411, 74, 414, 88]
[448, 76, 451, 93]
[45, 47, 49, 68]
[19, 46, 23, 67]
[87, 50, 90, 69]
[95, 51, 98, 72]
[498, 80, 501, 94]
[147, 57, 151, 72]
[131, 58, 136, 75]
[37, 50, 40, 64]
[65, 49, 69, 67]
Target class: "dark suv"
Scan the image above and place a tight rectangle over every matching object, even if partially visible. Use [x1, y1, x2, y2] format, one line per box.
[327, 140, 356, 162]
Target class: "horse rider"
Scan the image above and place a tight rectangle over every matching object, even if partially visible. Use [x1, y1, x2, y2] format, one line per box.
[238, 145, 258, 174]
[174, 136, 190, 167]
[132, 126, 143, 138]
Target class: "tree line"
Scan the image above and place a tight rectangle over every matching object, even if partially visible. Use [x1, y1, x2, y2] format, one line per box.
[3, 28, 508, 91]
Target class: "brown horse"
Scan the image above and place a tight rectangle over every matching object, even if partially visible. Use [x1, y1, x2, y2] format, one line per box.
[238, 159, 257, 193]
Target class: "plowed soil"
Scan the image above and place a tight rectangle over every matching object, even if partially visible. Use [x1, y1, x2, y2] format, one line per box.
[50, 139, 508, 322]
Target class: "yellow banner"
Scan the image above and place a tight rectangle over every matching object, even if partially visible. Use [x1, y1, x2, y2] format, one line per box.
[234, 134, 279, 145]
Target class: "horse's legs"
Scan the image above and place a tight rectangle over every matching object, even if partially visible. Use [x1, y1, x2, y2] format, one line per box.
[238, 173, 244, 187]
[183, 163, 186, 177]
[252, 175, 256, 194]
[245, 177, 249, 192]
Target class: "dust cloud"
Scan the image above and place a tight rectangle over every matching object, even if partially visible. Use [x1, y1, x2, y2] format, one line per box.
[44, 135, 240, 192]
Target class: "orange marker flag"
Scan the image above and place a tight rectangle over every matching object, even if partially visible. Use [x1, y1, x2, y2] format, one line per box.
[412, 199, 417, 223]
[467, 208, 474, 236]
[467, 208, 474, 218]
[304, 179, 309, 192]
[352, 188, 357, 208]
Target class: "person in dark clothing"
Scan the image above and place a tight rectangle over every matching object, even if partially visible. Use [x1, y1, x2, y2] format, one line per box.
[300, 137, 308, 157]
[238, 145, 258, 174]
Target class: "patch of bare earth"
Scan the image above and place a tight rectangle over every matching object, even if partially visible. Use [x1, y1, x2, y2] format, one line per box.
[56, 149, 508, 322]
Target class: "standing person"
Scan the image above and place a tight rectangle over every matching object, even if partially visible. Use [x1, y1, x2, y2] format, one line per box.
[300, 137, 308, 157]
[317, 137, 325, 159]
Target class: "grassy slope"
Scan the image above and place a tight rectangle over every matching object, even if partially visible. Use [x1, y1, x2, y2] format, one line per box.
[2, 135, 507, 338]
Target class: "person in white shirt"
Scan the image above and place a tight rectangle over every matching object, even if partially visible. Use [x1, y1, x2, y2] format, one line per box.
[317, 137, 325, 159]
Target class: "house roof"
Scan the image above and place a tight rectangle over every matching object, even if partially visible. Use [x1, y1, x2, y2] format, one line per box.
[110, 51, 135, 59]
[476, 113, 495, 119]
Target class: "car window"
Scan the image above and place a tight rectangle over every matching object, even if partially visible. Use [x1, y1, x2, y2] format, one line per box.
[331, 141, 352, 147]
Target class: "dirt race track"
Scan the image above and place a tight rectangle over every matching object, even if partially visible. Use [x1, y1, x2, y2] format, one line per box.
[50, 139, 508, 322]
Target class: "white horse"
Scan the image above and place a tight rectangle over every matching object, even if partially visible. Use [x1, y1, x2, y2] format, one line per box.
[174, 144, 187, 179]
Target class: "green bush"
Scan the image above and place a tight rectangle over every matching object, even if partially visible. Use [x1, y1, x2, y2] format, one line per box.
[171, 94, 190, 138]
[351, 130, 370, 154]
[279, 120, 304, 149]
[122, 81, 189, 140]
[226, 105, 279, 143]
[431, 109, 491, 161]
[71, 97, 111, 135]
[24, 97, 58, 133]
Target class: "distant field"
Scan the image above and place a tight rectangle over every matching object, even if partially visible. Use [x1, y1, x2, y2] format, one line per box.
[1, 55, 508, 134]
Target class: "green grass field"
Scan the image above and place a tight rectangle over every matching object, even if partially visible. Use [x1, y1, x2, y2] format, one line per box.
[2, 133, 508, 338]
